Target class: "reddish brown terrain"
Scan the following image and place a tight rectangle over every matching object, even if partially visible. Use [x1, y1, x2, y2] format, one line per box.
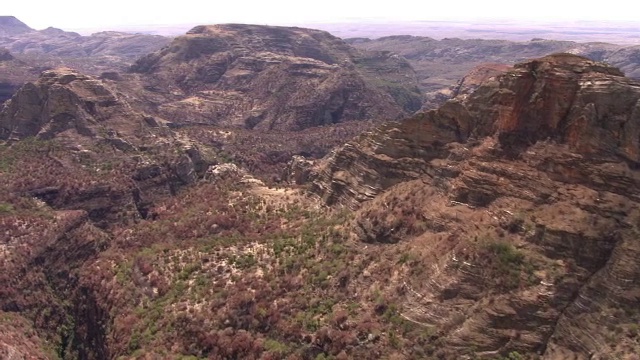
[349, 36, 640, 109]
[0, 18, 639, 360]
[126, 24, 422, 130]
[296, 53, 640, 358]
[0, 48, 40, 105]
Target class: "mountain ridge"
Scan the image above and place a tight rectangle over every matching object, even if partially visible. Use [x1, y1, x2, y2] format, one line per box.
[126, 23, 422, 130]
[286, 53, 640, 358]
[1, 19, 640, 359]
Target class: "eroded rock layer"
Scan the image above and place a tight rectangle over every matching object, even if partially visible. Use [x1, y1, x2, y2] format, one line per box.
[299, 54, 640, 358]
[129, 24, 422, 130]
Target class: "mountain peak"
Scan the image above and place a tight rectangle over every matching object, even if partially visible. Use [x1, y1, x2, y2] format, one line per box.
[0, 16, 33, 35]
[129, 23, 421, 130]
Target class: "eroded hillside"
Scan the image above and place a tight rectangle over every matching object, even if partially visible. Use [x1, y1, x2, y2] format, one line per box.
[0, 27, 639, 360]
[349, 36, 640, 109]
[126, 24, 422, 130]
[294, 53, 640, 358]
[0, 16, 170, 75]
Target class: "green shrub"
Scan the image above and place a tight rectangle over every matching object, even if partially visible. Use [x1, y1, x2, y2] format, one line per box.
[486, 242, 524, 266]
[0, 202, 14, 214]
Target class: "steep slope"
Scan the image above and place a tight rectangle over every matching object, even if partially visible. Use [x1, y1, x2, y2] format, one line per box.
[0, 68, 223, 358]
[0, 67, 139, 142]
[2, 52, 639, 358]
[293, 54, 640, 358]
[0, 68, 218, 224]
[605, 45, 640, 78]
[350, 36, 640, 109]
[0, 48, 39, 104]
[128, 24, 422, 130]
[0, 16, 33, 36]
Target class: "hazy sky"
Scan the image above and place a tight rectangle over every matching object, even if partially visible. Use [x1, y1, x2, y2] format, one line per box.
[3, 0, 639, 31]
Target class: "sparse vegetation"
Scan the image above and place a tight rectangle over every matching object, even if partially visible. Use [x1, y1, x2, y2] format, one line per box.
[2, 26, 640, 360]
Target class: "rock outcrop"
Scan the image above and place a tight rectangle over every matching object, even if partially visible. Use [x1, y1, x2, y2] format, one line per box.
[0, 68, 213, 223]
[299, 54, 640, 358]
[308, 54, 640, 208]
[129, 24, 422, 130]
[0, 67, 145, 142]
[0, 48, 38, 105]
[350, 36, 640, 109]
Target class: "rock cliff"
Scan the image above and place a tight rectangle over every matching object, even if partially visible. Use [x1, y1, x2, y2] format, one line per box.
[0, 68, 214, 224]
[297, 54, 640, 358]
[350, 36, 640, 110]
[0, 68, 146, 142]
[308, 53, 640, 207]
[0, 48, 38, 105]
[129, 24, 422, 130]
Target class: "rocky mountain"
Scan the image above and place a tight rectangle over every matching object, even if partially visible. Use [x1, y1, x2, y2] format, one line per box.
[0, 17, 170, 76]
[0, 16, 33, 36]
[0, 17, 170, 106]
[127, 24, 422, 130]
[0, 67, 146, 142]
[349, 36, 640, 109]
[289, 53, 640, 358]
[0, 48, 39, 104]
[2, 19, 640, 359]
[0, 29, 169, 62]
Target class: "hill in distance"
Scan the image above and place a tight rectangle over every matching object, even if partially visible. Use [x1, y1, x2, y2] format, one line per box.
[0, 17, 640, 360]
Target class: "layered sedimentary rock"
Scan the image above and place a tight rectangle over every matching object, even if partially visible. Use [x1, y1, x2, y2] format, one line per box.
[0, 68, 212, 224]
[0, 67, 146, 142]
[308, 53, 640, 207]
[350, 36, 640, 109]
[129, 24, 422, 130]
[298, 54, 640, 358]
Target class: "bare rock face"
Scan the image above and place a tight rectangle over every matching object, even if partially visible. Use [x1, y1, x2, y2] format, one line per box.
[0, 67, 144, 142]
[310, 54, 640, 207]
[303, 54, 640, 358]
[421, 62, 511, 112]
[0, 68, 216, 225]
[451, 63, 512, 99]
[350, 36, 640, 110]
[129, 24, 422, 130]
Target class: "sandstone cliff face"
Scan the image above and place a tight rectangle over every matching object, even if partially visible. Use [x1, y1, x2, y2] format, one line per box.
[309, 54, 640, 207]
[129, 24, 422, 130]
[301, 54, 640, 358]
[350, 36, 640, 110]
[0, 68, 144, 142]
[0, 68, 214, 225]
